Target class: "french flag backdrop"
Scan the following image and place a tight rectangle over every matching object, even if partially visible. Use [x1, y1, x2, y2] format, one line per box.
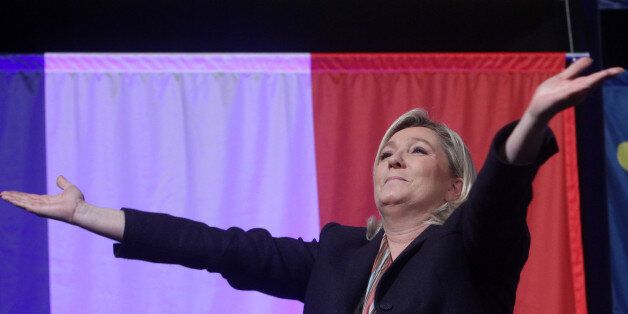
[1, 52, 617, 313]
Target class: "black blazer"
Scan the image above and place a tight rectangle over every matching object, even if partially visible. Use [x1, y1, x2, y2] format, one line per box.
[114, 122, 558, 313]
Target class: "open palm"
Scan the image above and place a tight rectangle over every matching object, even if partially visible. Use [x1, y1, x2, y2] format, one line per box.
[527, 57, 624, 122]
[1, 176, 84, 223]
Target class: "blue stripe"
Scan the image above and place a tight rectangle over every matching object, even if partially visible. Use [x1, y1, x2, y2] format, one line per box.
[0, 55, 49, 313]
[603, 73, 628, 314]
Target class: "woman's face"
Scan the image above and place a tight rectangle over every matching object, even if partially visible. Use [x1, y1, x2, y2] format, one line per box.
[374, 127, 460, 213]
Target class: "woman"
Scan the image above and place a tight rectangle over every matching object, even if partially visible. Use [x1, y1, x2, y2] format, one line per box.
[1, 58, 623, 313]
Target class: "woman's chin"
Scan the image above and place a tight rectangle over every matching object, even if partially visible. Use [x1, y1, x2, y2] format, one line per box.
[378, 195, 409, 207]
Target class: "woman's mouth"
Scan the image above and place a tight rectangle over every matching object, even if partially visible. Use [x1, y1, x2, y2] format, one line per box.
[385, 176, 407, 183]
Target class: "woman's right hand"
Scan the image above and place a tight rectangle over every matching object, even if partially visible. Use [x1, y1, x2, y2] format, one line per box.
[1, 175, 85, 224]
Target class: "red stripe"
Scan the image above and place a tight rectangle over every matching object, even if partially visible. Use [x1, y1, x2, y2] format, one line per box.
[312, 53, 564, 72]
[311, 53, 584, 313]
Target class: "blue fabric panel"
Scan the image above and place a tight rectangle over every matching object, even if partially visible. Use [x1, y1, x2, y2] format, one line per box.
[0, 55, 49, 313]
[603, 73, 628, 314]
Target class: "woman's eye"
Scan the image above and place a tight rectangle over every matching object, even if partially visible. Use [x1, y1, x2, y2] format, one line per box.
[380, 152, 392, 160]
[412, 147, 427, 154]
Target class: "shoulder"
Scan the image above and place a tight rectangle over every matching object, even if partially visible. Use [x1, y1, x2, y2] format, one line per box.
[320, 222, 367, 237]
[319, 222, 370, 246]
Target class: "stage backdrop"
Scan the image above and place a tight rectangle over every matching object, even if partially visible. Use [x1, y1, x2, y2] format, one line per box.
[0, 53, 588, 314]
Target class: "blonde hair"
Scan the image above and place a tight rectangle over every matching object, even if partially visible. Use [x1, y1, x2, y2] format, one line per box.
[366, 109, 477, 240]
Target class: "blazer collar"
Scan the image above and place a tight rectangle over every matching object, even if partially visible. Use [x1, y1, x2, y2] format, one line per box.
[375, 224, 444, 300]
[339, 224, 443, 310]
[395, 223, 442, 262]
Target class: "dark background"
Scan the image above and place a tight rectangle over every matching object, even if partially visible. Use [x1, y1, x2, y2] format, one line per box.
[1, 1, 625, 67]
[0, 1, 601, 54]
[1, 1, 627, 313]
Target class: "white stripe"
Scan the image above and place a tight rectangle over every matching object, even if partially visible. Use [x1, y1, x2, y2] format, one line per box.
[45, 53, 311, 73]
[45, 53, 318, 313]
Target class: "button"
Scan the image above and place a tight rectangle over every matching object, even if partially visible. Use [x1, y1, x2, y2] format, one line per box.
[379, 302, 393, 311]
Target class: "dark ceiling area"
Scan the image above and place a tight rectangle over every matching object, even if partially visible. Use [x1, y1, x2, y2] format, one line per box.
[601, 9, 628, 68]
[2, 0, 572, 53]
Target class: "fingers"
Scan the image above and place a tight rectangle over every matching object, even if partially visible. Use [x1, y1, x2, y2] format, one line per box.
[594, 67, 625, 83]
[557, 57, 593, 80]
[558, 57, 625, 84]
[56, 175, 73, 190]
[572, 67, 625, 91]
[586, 67, 624, 84]
[1, 191, 57, 213]
[1, 191, 41, 210]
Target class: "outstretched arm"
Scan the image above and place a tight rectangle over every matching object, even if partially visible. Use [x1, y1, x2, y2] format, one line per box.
[461, 59, 623, 282]
[1, 175, 124, 241]
[504, 57, 624, 164]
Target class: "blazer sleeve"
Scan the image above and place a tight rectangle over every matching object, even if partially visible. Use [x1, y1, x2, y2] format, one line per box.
[113, 208, 319, 301]
[460, 121, 558, 278]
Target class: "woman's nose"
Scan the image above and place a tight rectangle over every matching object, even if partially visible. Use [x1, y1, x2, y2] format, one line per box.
[388, 152, 405, 168]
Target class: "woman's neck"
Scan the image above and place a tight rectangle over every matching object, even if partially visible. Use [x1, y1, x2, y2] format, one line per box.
[381, 211, 431, 260]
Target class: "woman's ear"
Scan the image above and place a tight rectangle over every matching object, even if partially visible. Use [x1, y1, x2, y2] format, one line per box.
[445, 177, 463, 202]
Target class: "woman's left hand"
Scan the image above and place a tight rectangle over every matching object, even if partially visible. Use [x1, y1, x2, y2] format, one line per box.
[504, 58, 623, 164]
[525, 57, 624, 124]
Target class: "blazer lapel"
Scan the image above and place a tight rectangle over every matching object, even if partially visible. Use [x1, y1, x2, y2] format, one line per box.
[396, 224, 442, 262]
[375, 224, 443, 300]
[340, 230, 384, 311]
